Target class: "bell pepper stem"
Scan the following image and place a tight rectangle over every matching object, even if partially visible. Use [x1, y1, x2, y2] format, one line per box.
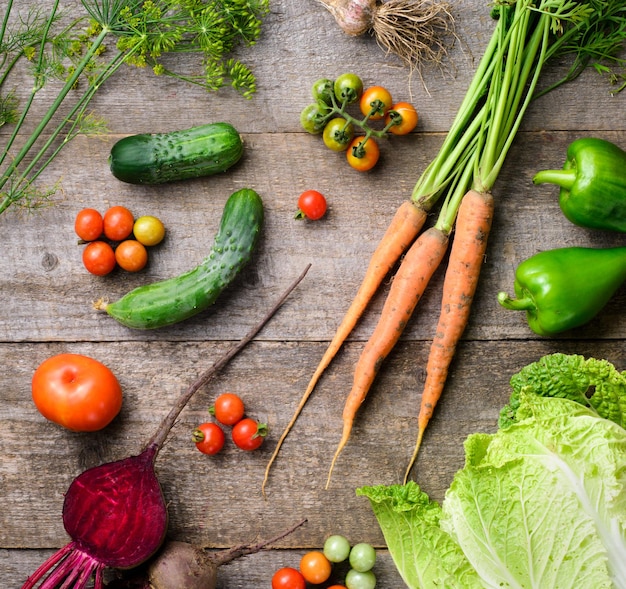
[497, 291, 536, 311]
[532, 167, 576, 190]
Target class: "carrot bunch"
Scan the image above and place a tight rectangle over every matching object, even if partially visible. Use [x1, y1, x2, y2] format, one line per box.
[262, 0, 626, 494]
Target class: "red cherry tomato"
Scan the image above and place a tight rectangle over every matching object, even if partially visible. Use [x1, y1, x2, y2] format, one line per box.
[271, 567, 307, 589]
[232, 418, 267, 451]
[385, 102, 419, 135]
[346, 137, 380, 172]
[74, 208, 104, 241]
[296, 190, 327, 221]
[192, 422, 225, 455]
[299, 551, 332, 584]
[103, 205, 134, 241]
[211, 393, 245, 426]
[82, 241, 116, 276]
[31, 353, 123, 432]
[359, 85, 393, 120]
[115, 239, 148, 272]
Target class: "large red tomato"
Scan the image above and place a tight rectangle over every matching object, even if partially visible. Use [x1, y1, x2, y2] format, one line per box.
[32, 353, 123, 432]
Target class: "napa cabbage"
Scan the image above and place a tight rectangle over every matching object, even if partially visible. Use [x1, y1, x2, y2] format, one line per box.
[357, 354, 626, 589]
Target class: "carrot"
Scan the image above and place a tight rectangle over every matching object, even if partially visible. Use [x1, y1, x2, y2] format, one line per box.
[325, 225, 450, 489]
[261, 200, 427, 496]
[404, 189, 494, 483]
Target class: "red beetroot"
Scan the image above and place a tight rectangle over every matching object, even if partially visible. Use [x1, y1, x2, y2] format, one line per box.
[21, 265, 311, 589]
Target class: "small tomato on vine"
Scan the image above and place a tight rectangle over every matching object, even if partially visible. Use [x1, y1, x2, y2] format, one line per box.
[346, 137, 380, 172]
[386, 102, 419, 135]
[323, 117, 354, 152]
[359, 86, 393, 120]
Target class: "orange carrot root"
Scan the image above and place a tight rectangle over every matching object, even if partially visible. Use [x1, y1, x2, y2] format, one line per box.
[326, 226, 449, 488]
[262, 200, 426, 497]
[404, 189, 494, 482]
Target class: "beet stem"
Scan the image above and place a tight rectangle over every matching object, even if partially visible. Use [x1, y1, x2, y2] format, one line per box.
[209, 517, 308, 567]
[145, 264, 312, 454]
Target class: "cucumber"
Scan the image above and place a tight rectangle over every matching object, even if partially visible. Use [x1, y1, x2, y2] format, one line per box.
[96, 188, 263, 329]
[109, 122, 244, 185]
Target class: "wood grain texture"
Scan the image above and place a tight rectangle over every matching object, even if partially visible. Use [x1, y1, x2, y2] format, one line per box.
[1, 0, 626, 586]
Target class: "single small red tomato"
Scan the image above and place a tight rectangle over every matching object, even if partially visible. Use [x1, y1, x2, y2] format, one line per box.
[32, 353, 123, 432]
[103, 205, 134, 241]
[232, 418, 267, 451]
[82, 241, 116, 276]
[211, 392, 245, 426]
[115, 239, 148, 272]
[74, 208, 104, 241]
[346, 137, 380, 172]
[360, 85, 393, 120]
[271, 567, 306, 589]
[192, 422, 225, 455]
[385, 102, 419, 135]
[296, 190, 327, 221]
[299, 551, 332, 585]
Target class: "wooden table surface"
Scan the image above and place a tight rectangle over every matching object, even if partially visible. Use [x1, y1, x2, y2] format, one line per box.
[2, 0, 626, 586]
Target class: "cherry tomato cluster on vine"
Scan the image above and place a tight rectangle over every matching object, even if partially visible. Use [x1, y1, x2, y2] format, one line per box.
[75, 206, 166, 276]
[192, 392, 268, 455]
[300, 73, 419, 172]
[271, 534, 377, 589]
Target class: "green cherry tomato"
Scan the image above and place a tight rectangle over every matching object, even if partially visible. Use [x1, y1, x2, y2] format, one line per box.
[323, 117, 354, 152]
[300, 103, 328, 135]
[312, 77, 335, 105]
[345, 569, 377, 589]
[334, 73, 363, 104]
[323, 534, 351, 563]
[349, 543, 376, 572]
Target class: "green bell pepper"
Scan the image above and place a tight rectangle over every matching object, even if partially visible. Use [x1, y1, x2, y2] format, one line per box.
[533, 137, 626, 232]
[497, 246, 626, 336]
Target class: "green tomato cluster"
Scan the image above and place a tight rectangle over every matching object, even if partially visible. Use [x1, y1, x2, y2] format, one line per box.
[323, 535, 378, 589]
[300, 73, 418, 172]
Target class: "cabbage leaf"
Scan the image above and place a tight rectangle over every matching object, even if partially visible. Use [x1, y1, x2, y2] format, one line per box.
[358, 354, 626, 589]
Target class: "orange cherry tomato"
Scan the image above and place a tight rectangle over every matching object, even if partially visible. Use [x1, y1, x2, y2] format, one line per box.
[385, 102, 419, 135]
[82, 241, 116, 276]
[103, 205, 134, 241]
[299, 551, 332, 585]
[74, 208, 104, 241]
[346, 136, 380, 172]
[115, 239, 148, 272]
[359, 85, 393, 120]
[32, 353, 123, 432]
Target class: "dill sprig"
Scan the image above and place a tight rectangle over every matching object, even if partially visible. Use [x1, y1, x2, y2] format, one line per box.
[0, 0, 269, 215]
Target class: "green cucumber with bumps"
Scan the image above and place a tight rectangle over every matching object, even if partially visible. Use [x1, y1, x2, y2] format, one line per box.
[96, 188, 263, 329]
[109, 122, 244, 184]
